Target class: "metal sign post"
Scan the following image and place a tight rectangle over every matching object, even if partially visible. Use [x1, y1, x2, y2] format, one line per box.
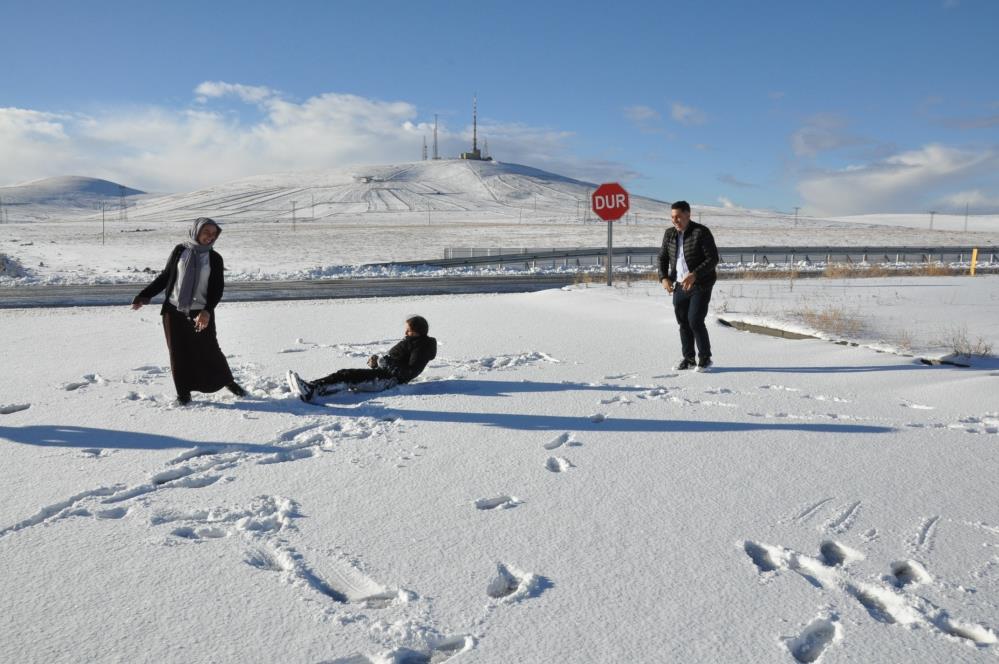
[606, 219, 613, 286]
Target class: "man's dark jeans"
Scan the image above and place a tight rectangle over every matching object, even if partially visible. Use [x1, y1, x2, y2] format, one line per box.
[672, 284, 713, 361]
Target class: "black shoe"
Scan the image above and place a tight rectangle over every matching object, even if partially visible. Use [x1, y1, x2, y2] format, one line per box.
[674, 358, 697, 370]
[696, 358, 713, 373]
[176, 394, 192, 406]
[226, 382, 247, 397]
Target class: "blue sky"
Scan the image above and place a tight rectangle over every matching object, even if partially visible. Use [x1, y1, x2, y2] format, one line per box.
[3, 0, 998, 215]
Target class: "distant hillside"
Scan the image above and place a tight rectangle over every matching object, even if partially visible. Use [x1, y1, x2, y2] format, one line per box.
[1, 176, 144, 204]
[114, 159, 673, 224]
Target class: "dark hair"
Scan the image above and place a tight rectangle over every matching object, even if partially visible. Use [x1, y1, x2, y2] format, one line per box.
[671, 201, 691, 213]
[406, 315, 429, 336]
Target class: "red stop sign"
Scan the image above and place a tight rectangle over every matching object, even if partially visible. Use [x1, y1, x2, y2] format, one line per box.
[591, 182, 630, 221]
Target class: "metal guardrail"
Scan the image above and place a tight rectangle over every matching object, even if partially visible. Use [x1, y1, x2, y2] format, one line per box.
[372, 246, 998, 268]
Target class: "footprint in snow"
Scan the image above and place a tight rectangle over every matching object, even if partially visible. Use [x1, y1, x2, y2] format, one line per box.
[818, 540, 864, 567]
[329, 636, 474, 664]
[889, 559, 932, 588]
[79, 448, 108, 458]
[545, 456, 573, 473]
[95, 507, 128, 520]
[589, 412, 606, 423]
[544, 432, 571, 450]
[486, 562, 543, 602]
[784, 615, 841, 663]
[62, 373, 105, 391]
[0, 403, 30, 415]
[474, 496, 522, 510]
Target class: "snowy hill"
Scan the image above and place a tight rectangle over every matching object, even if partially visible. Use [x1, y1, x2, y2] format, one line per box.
[1, 175, 145, 202]
[3, 161, 670, 225]
[101, 160, 671, 224]
[0, 176, 146, 222]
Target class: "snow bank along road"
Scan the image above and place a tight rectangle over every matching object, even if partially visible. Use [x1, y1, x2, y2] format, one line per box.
[0, 275, 579, 308]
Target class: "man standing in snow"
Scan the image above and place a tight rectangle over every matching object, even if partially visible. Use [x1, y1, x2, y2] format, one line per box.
[657, 201, 720, 372]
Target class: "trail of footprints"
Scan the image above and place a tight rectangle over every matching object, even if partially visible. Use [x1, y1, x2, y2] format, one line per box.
[4, 352, 583, 661]
[748, 499, 998, 661]
[11, 355, 998, 659]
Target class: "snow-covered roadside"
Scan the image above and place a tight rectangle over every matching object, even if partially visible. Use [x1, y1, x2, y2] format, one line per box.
[713, 275, 999, 364]
[2, 216, 998, 287]
[2, 280, 998, 663]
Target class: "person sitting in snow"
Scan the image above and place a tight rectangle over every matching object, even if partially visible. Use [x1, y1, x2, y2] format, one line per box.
[286, 315, 437, 402]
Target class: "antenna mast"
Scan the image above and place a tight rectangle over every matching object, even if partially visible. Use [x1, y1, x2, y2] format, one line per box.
[433, 114, 439, 160]
[472, 94, 478, 153]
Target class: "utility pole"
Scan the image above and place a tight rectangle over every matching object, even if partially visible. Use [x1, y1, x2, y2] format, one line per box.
[964, 202, 969, 232]
[291, 201, 297, 231]
[422, 136, 428, 161]
[118, 184, 128, 223]
[427, 201, 431, 225]
[101, 201, 106, 245]
[929, 210, 936, 230]
[793, 206, 800, 227]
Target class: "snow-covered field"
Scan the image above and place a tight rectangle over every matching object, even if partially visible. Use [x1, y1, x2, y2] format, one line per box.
[3, 276, 999, 663]
[3, 161, 998, 285]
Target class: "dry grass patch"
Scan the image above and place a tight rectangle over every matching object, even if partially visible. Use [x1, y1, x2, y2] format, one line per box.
[932, 325, 994, 358]
[822, 264, 893, 278]
[792, 305, 864, 338]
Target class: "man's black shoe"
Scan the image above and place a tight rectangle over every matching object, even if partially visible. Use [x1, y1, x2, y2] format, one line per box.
[696, 358, 713, 373]
[674, 358, 697, 370]
[176, 394, 192, 406]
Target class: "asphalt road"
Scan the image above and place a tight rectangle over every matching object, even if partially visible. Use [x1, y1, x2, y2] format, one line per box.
[0, 275, 581, 309]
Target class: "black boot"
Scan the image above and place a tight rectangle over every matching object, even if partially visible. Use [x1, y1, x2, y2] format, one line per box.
[226, 382, 247, 397]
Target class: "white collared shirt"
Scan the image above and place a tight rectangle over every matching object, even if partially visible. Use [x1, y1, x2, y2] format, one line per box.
[675, 231, 689, 283]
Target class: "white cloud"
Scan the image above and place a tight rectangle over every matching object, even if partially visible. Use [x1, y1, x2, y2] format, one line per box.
[718, 174, 757, 189]
[624, 105, 661, 124]
[0, 85, 632, 191]
[941, 189, 999, 209]
[798, 143, 999, 215]
[622, 105, 667, 135]
[717, 196, 738, 209]
[791, 114, 867, 158]
[671, 102, 706, 126]
[194, 81, 278, 105]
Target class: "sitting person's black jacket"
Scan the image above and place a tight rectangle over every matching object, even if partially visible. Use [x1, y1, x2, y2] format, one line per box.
[378, 335, 437, 383]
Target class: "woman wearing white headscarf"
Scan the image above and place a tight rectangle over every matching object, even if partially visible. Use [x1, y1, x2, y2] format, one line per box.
[131, 217, 246, 405]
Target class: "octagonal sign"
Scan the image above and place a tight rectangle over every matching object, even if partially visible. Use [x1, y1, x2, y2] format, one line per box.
[591, 182, 630, 221]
